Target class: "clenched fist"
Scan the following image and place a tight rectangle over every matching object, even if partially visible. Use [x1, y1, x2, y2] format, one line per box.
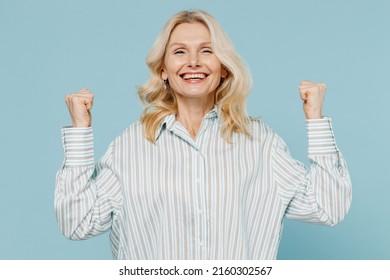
[299, 80, 326, 119]
[65, 88, 94, 127]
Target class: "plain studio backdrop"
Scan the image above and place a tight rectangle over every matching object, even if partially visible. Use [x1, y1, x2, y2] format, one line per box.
[0, 0, 389, 259]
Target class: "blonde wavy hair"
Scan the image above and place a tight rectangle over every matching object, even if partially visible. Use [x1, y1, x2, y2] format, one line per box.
[138, 9, 253, 143]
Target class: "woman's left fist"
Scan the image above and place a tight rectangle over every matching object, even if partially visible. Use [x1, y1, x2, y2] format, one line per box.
[299, 80, 326, 119]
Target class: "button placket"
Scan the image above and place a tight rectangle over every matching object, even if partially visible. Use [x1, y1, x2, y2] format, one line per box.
[196, 150, 209, 259]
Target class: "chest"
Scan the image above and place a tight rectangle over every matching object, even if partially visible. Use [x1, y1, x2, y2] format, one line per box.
[116, 131, 272, 204]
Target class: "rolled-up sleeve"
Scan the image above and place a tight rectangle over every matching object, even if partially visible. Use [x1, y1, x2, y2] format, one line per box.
[273, 118, 352, 226]
[55, 127, 122, 240]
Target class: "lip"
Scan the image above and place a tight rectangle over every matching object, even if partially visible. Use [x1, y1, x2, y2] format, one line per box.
[179, 71, 209, 76]
[179, 72, 209, 83]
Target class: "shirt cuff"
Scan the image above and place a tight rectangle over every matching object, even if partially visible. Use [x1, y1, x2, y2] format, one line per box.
[61, 126, 94, 166]
[306, 117, 338, 155]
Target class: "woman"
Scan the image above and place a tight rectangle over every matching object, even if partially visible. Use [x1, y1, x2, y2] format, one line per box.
[56, 9, 352, 259]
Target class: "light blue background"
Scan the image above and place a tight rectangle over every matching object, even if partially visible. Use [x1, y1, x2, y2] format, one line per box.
[1, 0, 389, 259]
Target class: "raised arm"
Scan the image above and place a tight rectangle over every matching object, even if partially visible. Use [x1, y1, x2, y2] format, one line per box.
[55, 89, 122, 240]
[273, 81, 352, 225]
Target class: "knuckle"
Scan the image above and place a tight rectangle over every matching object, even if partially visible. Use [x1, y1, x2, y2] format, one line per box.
[65, 94, 72, 102]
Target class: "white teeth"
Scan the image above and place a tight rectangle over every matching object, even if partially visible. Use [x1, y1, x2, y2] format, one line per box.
[182, 73, 206, 80]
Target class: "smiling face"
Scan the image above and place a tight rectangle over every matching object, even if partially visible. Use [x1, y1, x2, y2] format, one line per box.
[161, 22, 227, 104]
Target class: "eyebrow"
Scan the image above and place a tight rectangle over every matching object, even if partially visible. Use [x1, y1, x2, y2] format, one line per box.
[168, 42, 212, 49]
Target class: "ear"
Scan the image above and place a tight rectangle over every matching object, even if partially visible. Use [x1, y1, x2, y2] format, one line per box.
[161, 68, 168, 80]
[221, 67, 228, 79]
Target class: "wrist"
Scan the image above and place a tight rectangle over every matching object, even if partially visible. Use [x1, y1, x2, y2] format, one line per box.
[72, 118, 91, 127]
[304, 109, 322, 119]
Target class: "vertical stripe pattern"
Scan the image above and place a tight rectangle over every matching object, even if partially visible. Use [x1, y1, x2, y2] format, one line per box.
[55, 110, 352, 259]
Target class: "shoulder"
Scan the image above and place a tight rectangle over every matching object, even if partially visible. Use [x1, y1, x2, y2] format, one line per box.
[112, 120, 144, 145]
[246, 118, 289, 149]
[248, 117, 277, 140]
[123, 120, 143, 135]
[246, 118, 292, 157]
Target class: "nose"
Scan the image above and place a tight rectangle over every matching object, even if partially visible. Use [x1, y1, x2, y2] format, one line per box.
[188, 51, 201, 68]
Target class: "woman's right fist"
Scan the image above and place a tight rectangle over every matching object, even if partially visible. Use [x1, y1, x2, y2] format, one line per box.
[65, 88, 94, 127]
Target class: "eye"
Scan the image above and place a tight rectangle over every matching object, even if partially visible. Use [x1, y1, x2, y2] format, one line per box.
[174, 49, 185, 55]
[202, 48, 213, 54]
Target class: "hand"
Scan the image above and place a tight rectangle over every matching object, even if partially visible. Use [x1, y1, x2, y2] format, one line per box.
[298, 80, 326, 119]
[65, 88, 94, 127]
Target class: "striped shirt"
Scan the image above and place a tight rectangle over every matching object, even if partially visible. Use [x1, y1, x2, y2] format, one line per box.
[55, 108, 352, 259]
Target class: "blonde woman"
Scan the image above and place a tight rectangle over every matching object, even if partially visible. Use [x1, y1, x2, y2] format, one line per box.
[56, 10, 352, 259]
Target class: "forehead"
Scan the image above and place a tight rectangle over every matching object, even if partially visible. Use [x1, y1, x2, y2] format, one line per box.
[168, 22, 211, 45]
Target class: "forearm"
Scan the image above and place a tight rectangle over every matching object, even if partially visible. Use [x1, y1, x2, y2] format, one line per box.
[278, 118, 352, 225]
[55, 165, 98, 239]
[54, 126, 117, 239]
[305, 117, 352, 225]
[306, 153, 352, 225]
[55, 126, 98, 239]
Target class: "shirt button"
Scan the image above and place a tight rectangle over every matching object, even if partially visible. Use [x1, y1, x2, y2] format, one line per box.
[197, 208, 202, 214]
[199, 241, 204, 247]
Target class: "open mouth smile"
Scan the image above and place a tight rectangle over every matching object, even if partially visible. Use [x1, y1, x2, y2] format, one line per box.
[180, 73, 209, 81]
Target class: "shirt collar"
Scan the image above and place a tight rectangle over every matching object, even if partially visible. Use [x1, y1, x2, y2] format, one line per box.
[155, 106, 220, 141]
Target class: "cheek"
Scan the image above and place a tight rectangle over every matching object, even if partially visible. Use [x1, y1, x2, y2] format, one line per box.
[210, 59, 223, 75]
[164, 59, 185, 76]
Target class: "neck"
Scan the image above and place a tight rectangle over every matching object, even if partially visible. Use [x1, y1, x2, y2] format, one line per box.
[175, 95, 214, 139]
